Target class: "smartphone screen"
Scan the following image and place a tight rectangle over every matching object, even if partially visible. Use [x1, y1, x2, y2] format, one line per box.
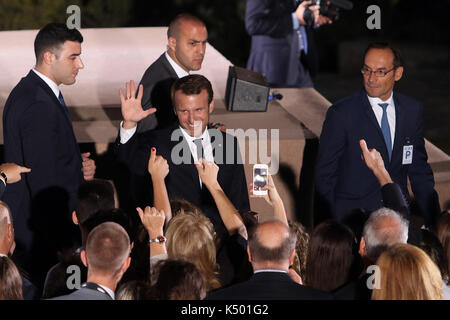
[253, 166, 268, 194]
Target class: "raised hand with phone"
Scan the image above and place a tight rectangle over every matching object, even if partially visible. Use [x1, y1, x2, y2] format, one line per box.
[250, 165, 288, 226]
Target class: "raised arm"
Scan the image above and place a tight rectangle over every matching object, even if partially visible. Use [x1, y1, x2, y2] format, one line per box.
[360, 139, 409, 218]
[359, 139, 392, 187]
[196, 159, 247, 239]
[250, 174, 288, 226]
[147, 148, 171, 224]
[137, 206, 167, 259]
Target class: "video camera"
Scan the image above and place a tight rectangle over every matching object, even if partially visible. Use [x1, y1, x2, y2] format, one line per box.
[298, 0, 353, 27]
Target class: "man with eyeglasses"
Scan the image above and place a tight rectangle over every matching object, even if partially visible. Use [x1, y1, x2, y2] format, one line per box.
[315, 42, 440, 229]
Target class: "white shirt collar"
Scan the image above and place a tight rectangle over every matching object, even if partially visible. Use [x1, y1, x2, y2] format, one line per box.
[165, 52, 190, 78]
[367, 92, 394, 107]
[32, 69, 60, 99]
[98, 284, 115, 300]
[0, 254, 8, 258]
[179, 125, 209, 143]
[254, 269, 288, 274]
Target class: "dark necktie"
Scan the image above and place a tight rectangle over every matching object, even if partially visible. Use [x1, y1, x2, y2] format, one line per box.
[58, 92, 72, 122]
[193, 139, 204, 161]
[379, 103, 392, 160]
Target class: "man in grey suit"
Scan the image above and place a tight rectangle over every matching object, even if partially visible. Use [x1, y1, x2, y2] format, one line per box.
[50, 222, 131, 300]
[120, 13, 208, 136]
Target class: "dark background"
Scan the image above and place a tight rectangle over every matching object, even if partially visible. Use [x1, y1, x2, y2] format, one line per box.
[1, 0, 449, 153]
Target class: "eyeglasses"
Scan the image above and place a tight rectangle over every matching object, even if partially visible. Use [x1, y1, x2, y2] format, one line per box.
[361, 67, 396, 77]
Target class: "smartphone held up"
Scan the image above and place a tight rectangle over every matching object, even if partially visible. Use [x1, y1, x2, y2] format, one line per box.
[253, 164, 268, 196]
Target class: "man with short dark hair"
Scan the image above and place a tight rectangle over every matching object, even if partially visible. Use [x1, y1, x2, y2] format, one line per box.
[42, 179, 117, 299]
[117, 75, 249, 231]
[207, 220, 331, 300]
[118, 13, 208, 137]
[315, 42, 440, 228]
[50, 222, 131, 300]
[3, 23, 96, 286]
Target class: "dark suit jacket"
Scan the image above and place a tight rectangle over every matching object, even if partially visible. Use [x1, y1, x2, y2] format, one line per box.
[137, 53, 179, 132]
[2, 70, 83, 282]
[245, 0, 318, 88]
[49, 286, 112, 300]
[315, 91, 440, 227]
[207, 271, 332, 300]
[116, 123, 250, 230]
[0, 181, 5, 199]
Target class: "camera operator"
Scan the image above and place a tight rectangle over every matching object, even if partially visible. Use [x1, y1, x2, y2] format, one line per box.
[245, 0, 332, 88]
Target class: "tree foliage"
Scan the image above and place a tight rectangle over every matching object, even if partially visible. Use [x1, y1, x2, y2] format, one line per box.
[0, 0, 133, 30]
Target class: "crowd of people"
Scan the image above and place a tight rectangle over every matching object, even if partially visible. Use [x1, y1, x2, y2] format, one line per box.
[0, 8, 449, 301]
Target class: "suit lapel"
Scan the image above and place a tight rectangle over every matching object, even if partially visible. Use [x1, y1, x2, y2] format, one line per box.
[161, 54, 181, 79]
[29, 71, 77, 135]
[391, 93, 406, 166]
[362, 92, 391, 164]
[28, 72, 80, 158]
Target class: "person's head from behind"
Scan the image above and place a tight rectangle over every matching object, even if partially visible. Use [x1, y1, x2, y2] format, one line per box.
[360, 207, 409, 264]
[305, 220, 357, 292]
[115, 280, 147, 300]
[73, 179, 117, 245]
[81, 208, 135, 246]
[247, 220, 296, 271]
[171, 74, 214, 138]
[419, 229, 448, 284]
[437, 212, 450, 284]
[165, 212, 220, 291]
[169, 198, 203, 219]
[148, 259, 207, 300]
[34, 23, 84, 85]
[362, 42, 404, 101]
[0, 202, 14, 256]
[81, 222, 131, 285]
[372, 243, 443, 300]
[0, 256, 23, 300]
[167, 13, 207, 72]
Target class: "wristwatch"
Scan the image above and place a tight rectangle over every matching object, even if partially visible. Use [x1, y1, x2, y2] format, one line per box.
[149, 235, 167, 244]
[0, 169, 7, 183]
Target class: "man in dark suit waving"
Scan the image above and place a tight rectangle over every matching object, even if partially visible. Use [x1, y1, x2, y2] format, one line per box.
[2, 23, 96, 286]
[315, 42, 440, 228]
[117, 75, 249, 231]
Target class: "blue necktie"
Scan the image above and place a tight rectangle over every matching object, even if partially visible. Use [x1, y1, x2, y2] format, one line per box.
[58, 92, 72, 122]
[379, 103, 392, 160]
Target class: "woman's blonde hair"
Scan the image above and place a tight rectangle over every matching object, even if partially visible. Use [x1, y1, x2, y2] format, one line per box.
[372, 243, 443, 300]
[0, 256, 23, 300]
[165, 212, 220, 291]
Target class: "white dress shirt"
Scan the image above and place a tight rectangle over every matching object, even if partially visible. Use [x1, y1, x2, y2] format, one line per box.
[120, 52, 189, 144]
[367, 93, 396, 147]
[32, 69, 60, 99]
[179, 126, 214, 187]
